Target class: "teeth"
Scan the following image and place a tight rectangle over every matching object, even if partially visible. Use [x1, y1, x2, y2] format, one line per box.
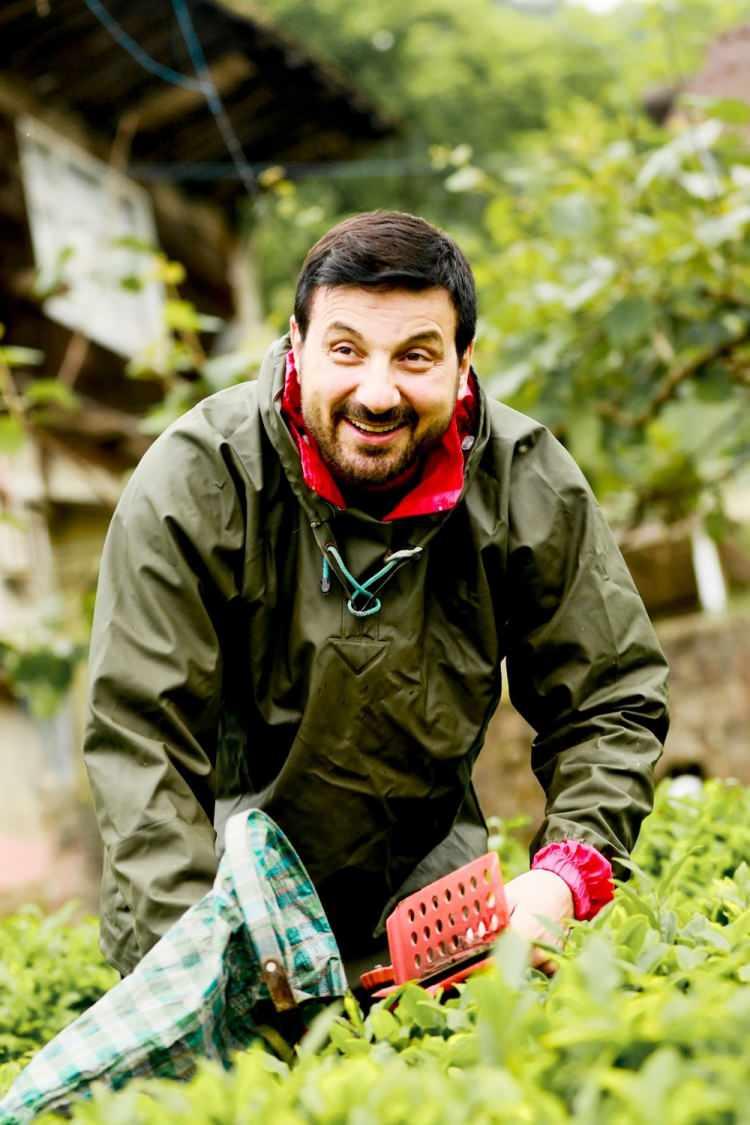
[348, 419, 401, 434]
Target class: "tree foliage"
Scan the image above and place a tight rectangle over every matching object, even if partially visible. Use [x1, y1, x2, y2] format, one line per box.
[467, 101, 750, 526]
[249, 0, 750, 528]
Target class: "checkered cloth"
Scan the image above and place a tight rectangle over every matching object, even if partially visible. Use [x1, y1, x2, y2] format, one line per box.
[0, 810, 347, 1124]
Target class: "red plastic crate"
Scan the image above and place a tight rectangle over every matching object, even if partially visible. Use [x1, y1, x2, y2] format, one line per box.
[361, 852, 510, 995]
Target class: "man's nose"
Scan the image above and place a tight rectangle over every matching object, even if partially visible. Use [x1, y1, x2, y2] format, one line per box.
[354, 364, 401, 415]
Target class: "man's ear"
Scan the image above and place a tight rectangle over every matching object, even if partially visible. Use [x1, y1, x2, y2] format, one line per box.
[289, 316, 303, 371]
[458, 340, 474, 396]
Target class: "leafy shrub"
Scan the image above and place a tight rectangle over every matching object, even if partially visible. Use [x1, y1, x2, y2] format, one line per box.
[4, 780, 750, 1121]
[460, 102, 750, 530]
[0, 906, 117, 1090]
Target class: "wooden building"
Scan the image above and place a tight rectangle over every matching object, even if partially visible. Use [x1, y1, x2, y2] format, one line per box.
[1, 0, 391, 464]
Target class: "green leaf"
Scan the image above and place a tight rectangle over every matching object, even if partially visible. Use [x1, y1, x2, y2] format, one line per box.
[0, 347, 44, 368]
[492, 928, 529, 991]
[680, 913, 731, 951]
[444, 166, 486, 193]
[255, 1023, 296, 1064]
[0, 416, 26, 454]
[24, 380, 80, 410]
[679, 172, 720, 200]
[112, 236, 158, 255]
[704, 507, 734, 544]
[548, 193, 597, 238]
[578, 934, 622, 1000]
[444, 1032, 478, 1067]
[119, 275, 144, 293]
[696, 207, 750, 247]
[295, 1000, 343, 1057]
[604, 296, 653, 348]
[164, 300, 202, 333]
[616, 915, 651, 959]
[683, 95, 750, 126]
[368, 1006, 400, 1042]
[636, 1046, 682, 1110]
[328, 1021, 371, 1057]
[675, 945, 708, 972]
[567, 409, 603, 469]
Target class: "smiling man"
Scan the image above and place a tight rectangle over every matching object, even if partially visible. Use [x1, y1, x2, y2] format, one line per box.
[84, 211, 669, 985]
[293, 288, 468, 492]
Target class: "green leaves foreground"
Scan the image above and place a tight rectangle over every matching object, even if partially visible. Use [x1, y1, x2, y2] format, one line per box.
[3, 780, 750, 1123]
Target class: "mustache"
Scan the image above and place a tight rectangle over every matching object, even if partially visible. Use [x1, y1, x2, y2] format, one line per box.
[338, 405, 416, 426]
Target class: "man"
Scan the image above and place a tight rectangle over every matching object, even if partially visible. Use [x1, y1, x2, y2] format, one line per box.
[84, 211, 669, 985]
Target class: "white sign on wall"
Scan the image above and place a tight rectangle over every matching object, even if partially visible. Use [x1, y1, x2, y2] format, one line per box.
[16, 115, 164, 360]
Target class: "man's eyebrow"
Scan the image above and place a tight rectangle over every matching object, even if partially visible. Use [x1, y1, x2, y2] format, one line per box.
[399, 330, 444, 351]
[324, 322, 367, 343]
[323, 323, 445, 350]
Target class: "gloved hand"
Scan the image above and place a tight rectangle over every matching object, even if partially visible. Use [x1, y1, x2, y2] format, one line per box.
[504, 868, 574, 975]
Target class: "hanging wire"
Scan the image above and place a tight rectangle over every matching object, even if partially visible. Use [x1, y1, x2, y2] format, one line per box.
[82, 0, 203, 91]
[83, 0, 258, 196]
[170, 0, 258, 197]
[128, 156, 440, 182]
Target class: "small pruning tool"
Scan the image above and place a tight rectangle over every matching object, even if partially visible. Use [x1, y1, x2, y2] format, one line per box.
[360, 852, 510, 999]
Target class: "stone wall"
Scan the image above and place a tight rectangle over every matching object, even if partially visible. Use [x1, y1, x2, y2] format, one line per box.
[473, 610, 750, 840]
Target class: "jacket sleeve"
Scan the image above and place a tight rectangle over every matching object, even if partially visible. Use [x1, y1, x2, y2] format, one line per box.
[84, 420, 243, 970]
[503, 426, 669, 877]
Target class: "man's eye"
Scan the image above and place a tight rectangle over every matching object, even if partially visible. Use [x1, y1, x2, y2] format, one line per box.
[403, 351, 431, 363]
[332, 344, 357, 357]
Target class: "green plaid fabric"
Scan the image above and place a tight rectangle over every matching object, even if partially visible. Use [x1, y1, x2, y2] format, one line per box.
[0, 810, 347, 1124]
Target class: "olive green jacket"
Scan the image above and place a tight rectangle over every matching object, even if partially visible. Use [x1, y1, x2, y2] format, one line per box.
[84, 336, 669, 978]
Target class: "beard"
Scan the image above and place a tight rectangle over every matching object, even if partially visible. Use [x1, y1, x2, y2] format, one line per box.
[301, 396, 456, 490]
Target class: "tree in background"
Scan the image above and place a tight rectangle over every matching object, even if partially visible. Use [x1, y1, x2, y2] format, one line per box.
[468, 101, 750, 529]
[249, 0, 750, 531]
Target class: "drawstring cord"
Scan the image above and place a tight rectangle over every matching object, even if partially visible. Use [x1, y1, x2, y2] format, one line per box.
[320, 544, 422, 618]
[321, 555, 332, 594]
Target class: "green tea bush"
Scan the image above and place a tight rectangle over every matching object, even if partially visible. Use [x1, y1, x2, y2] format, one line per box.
[4, 780, 750, 1122]
[0, 906, 118, 1091]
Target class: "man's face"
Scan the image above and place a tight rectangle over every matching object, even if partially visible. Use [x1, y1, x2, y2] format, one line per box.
[290, 286, 473, 490]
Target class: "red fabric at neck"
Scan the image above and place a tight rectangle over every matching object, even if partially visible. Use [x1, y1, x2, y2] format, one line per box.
[280, 350, 477, 521]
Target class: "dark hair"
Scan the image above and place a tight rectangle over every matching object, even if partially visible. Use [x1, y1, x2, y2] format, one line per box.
[293, 211, 477, 358]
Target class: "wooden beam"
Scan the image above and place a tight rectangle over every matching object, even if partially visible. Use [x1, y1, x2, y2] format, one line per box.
[125, 52, 256, 134]
[0, 74, 103, 158]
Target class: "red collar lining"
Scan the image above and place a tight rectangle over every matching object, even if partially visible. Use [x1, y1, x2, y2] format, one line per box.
[280, 350, 477, 521]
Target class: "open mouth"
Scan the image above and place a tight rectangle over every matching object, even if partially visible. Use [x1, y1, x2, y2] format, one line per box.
[344, 418, 406, 436]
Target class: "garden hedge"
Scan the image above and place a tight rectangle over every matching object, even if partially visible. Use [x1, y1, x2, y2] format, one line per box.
[2, 780, 750, 1123]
